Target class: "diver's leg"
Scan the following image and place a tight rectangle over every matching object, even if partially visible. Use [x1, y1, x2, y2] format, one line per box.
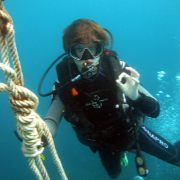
[98, 148, 123, 179]
[137, 125, 180, 167]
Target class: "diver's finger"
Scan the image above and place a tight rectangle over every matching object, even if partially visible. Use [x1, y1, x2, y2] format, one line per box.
[125, 67, 140, 79]
[117, 72, 130, 82]
[132, 77, 140, 83]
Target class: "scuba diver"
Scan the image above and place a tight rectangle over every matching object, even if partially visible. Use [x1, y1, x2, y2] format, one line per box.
[22, 19, 180, 179]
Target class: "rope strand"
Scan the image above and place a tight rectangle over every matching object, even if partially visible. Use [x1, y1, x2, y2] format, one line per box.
[0, 1, 68, 179]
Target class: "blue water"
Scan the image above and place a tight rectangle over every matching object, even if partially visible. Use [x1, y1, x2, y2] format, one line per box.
[0, 0, 180, 179]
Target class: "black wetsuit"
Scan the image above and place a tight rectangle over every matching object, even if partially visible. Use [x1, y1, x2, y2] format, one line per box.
[98, 126, 180, 179]
[44, 54, 180, 179]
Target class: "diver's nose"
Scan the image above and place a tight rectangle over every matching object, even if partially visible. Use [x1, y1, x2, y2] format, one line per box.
[81, 49, 94, 60]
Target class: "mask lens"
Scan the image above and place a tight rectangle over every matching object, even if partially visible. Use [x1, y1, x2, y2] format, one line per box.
[94, 41, 103, 57]
[69, 41, 103, 60]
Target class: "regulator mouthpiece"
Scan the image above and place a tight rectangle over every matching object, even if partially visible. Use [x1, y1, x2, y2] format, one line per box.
[81, 64, 98, 80]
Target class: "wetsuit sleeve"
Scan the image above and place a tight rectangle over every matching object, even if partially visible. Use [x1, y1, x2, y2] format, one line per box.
[44, 94, 65, 138]
[131, 85, 160, 118]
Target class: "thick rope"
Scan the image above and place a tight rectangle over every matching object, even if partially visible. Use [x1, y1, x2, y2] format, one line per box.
[29, 158, 44, 180]
[0, 1, 68, 180]
[35, 156, 50, 180]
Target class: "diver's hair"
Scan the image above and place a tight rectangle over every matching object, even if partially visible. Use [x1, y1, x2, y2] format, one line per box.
[63, 19, 109, 52]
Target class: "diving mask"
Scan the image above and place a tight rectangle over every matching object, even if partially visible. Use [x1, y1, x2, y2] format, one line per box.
[69, 41, 104, 60]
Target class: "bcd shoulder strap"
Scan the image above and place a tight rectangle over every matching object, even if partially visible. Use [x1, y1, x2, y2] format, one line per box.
[101, 49, 129, 104]
[101, 49, 124, 80]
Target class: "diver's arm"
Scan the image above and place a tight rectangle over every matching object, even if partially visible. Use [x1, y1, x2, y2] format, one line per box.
[44, 94, 65, 138]
[132, 86, 160, 118]
[117, 63, 160, 118]
[138, 85, 157, 100]
[124, 79, 160, 118]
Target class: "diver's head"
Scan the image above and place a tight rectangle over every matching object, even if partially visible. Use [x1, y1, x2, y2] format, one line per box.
[63, 19, 109, 72]
[63, 19, 109, 52]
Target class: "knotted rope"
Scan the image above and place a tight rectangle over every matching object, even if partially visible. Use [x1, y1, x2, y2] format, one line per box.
[0, 1, 68, 179]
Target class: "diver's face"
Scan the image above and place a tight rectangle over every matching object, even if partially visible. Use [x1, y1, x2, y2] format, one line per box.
[72, 43, 100, 72]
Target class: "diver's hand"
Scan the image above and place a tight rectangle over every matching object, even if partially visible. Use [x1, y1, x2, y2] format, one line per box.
[21, 140, 44, 158]
[116, 67, 140, 100]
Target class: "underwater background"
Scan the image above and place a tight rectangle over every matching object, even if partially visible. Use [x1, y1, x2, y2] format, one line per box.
[0, 0, 180, 179]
